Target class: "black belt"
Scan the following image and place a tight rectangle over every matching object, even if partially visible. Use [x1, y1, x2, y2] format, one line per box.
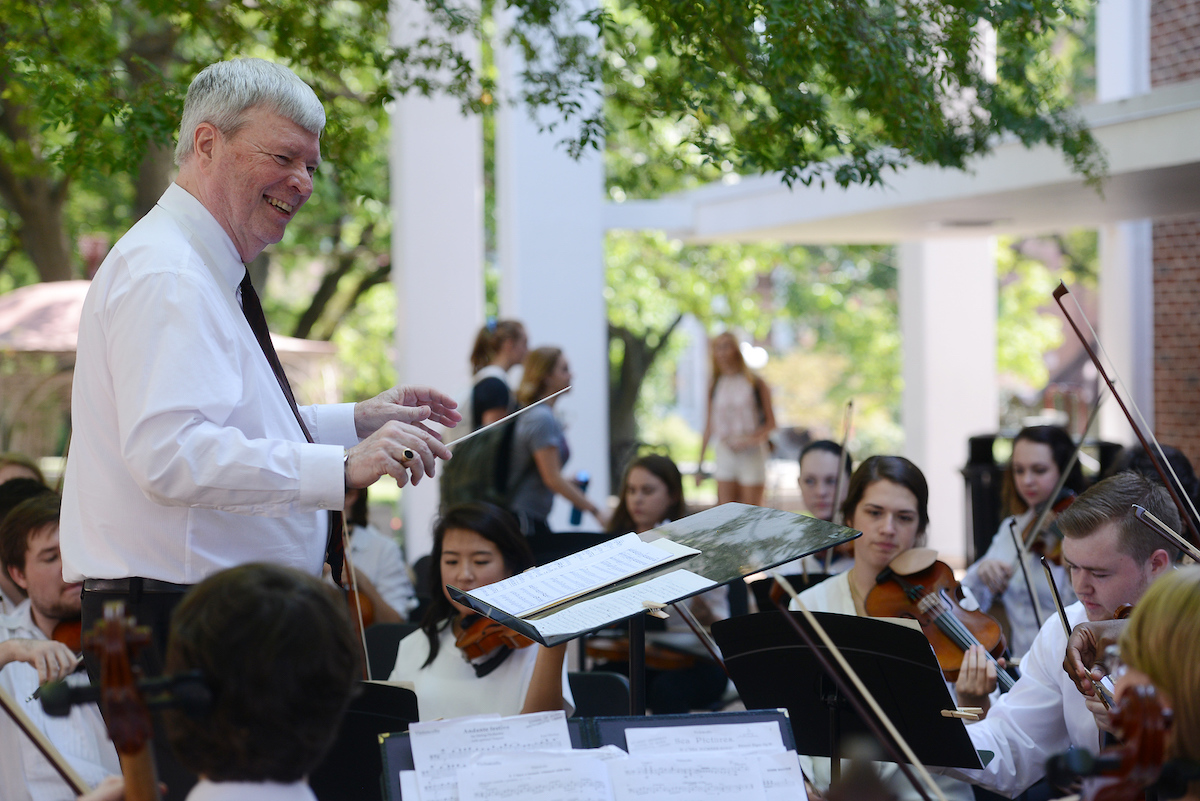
[83, 577, 193, 593]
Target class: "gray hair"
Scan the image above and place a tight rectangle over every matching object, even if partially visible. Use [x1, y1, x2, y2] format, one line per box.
[174, 58, 326, 166]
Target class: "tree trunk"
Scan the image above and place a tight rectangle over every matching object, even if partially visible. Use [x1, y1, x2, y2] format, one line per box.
[0, 172, 75, 282]
[133, 142, 175, 221]
[607, 314, 684, 486]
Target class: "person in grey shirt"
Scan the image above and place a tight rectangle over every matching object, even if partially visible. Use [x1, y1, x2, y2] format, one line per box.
[507, 347, 609, 535]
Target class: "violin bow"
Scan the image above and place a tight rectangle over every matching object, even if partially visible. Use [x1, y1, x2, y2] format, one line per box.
[342, 520, 373, 681]
[1039, 555, 1113, 711]
[1007, 520, 1045, 629]
[1053, 283, 1200, 548]
[1008, 392, 1104, 628]
[670, 600, 732, 679]
[771, 572, 948, 801]
[0, 684, 90, 794]
[1132, 504, 1200, 562]
[824, 399, 854, 572]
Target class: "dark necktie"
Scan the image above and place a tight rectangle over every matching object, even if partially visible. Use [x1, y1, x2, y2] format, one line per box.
[239, 269, 345, 580]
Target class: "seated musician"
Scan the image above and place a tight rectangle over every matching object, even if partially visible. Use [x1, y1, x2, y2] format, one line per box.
[791, 455, 974, 801]
[944, 471, 1178, 797]
[0, 494, 120, 801]
[162, 562, 359, 801]
[387, 502, 573, 720]
[961, 425, 1084, 657]
[592, 454, 729, 714]
[1111, 564, 1200, 801]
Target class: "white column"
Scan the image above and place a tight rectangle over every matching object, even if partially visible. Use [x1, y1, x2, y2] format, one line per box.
[1095, 0, 1154, 447]
[390, 1, 484, 561]
[1097, 221, 1155, 444]
[494, 3, 609, 529]
[899, 239, 998, 567]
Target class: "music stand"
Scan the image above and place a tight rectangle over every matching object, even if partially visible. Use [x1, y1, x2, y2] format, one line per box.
[309, 681, 418, 801]
[713, 611, 982, 775]
[451, 503, 860, 715]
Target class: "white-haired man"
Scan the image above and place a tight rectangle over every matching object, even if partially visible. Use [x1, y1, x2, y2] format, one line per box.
[61, 58, 461, 654]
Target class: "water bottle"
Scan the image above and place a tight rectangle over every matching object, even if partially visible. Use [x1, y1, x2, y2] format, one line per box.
[570, 471, 590, 526]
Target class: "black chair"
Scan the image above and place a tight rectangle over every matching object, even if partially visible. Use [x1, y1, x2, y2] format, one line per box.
[364, 622, 419, 682]
[568, 670, 631, 718]
[309, 682, 419, 801]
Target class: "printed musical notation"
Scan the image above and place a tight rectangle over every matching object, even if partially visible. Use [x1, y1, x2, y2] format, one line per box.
[467, 533, 700, 619]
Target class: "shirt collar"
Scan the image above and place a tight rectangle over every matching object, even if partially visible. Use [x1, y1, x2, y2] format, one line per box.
[158, 183, 245, 294]
[187, 779, 318, 801]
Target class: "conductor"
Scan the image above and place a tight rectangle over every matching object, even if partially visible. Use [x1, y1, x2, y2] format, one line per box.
[60, 58, 460, 653]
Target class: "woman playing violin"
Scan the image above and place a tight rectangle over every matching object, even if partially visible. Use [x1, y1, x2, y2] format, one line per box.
[387, 502, 574, 721]
[791, 455, 974, 801]
[963, 426, 1086, 657]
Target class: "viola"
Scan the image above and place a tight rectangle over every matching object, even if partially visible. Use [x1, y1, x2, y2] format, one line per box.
[866, 548, 1016, 692]
[1046, 684, 1170, 801]
[86, 601, 161, 801]
[454, 614, 535, 660]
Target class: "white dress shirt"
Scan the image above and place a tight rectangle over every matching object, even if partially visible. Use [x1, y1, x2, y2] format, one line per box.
[791, 572, 975, 801]
[186, 779, 318, 801]
[941, 602, 1099, 796]
[347, 524, 416, 615]
[0, 603, 121, 801]
[61, 183, 358, 584]
[388, 626, 574, 721]
[960, 509, 1077, 657]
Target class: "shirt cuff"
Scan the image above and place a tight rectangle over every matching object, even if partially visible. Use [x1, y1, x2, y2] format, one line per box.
[310, 402, 359, 447]
[303, 443, 347, 511]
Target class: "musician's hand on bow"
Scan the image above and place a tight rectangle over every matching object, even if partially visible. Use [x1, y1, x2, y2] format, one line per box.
[1084, 692, 1117, 735]
[354, 385, 461, 439]
[345, 420, 451, 488]
[0, 638, 79, 684]
[1063, 618, 1127, 697]
[955, 644, 1000, 717]
[975, 559, 1014, 594]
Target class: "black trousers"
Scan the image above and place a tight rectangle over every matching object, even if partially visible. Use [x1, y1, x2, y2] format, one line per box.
[81, 581, 196, 801]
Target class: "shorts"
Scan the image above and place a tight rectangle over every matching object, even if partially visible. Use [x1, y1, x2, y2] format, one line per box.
[713, 441, 768, 485]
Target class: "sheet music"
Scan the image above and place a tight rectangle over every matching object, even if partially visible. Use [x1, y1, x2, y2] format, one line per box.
[624, 721, 786, 756]
[467, 533, 699, 618]
[529, 570, 717, 638]
[458, 752, 615, 801]
[408, 711, 572, 801]
[608, 754, 765, 801]
[759, 752, 809, 801]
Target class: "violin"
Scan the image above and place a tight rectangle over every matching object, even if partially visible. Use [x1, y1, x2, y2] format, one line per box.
[866, 548, 1016, 691]
[52, 618, 82, 653]
[585, 635, 698, 671]
[454, 614, 535, 660]
[1046, 684, 1170, 801]
[1022, 488, 1077, 565]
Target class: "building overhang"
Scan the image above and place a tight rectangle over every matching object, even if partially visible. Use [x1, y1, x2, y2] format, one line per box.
[604, 79, 1200, 243]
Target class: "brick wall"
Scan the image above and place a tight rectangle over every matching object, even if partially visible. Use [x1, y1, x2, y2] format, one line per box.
[1151, 0, 1200, 85]
[1152, 217, 1200, 468]
[1150, 0, 1200, 473]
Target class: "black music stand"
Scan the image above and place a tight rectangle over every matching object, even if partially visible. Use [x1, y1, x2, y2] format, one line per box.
[309, 681, 419, 801]
[713, 611, 982, 778]
[450, 503, 860, 715]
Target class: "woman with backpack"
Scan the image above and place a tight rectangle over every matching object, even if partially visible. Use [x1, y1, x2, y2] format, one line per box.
[507, 347, 609, 536]
[696, 332, 776, 506]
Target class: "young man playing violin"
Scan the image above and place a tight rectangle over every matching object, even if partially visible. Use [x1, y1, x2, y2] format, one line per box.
[0, 494, 121, 801]
[944, 471, 1178, 798]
